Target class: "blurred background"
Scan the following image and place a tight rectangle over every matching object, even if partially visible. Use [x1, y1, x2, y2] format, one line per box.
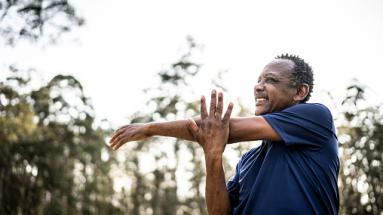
[0, 0, 382, 214]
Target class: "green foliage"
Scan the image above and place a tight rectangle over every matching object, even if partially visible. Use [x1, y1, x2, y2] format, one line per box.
[338, 84, 383, 215]
[0, 68, 117, 214]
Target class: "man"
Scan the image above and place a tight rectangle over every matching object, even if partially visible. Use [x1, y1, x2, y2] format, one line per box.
[109, 54, 339, 215]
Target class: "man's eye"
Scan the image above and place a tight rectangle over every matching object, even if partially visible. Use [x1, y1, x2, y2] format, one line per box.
[265, 78, 278, 83]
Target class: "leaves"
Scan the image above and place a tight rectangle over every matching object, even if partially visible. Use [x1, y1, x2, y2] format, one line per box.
[339, 83, 383, 215]
[0, 0, 84, 45]
[0, 68, 117, 214]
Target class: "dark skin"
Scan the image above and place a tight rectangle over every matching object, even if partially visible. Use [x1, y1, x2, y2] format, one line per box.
[254, 59, 309, 115]
[188, 91, 233, 215]
[109, 59, 309, 215]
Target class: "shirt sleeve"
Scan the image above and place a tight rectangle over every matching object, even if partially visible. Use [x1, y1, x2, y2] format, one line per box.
[262, 103, 336, 149]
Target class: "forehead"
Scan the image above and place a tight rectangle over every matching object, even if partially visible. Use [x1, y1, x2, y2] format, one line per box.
[259, 59, 294, 78]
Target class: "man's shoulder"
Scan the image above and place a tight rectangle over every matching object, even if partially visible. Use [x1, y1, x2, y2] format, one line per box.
[284, 103, 332, 117]
[287, 102, 329, 110]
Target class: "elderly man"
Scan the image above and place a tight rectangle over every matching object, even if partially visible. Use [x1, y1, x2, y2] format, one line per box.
[110, 54, 339, 215]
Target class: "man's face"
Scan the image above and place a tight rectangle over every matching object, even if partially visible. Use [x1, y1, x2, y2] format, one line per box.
[254, 59, 298, 115]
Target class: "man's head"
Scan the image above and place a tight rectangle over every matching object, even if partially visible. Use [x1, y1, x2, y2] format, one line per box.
[254, 54, 314, 115]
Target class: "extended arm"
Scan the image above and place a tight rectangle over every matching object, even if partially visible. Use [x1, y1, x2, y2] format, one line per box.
[109, 116, 280, 150]
[147, 116, 280, 143]
[109, 119, 197, 150]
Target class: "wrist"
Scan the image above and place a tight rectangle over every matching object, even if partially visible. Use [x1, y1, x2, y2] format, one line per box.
[204, 153, 223, 172]
[204, 152, 223, 162]
[145, 122, 154, 137]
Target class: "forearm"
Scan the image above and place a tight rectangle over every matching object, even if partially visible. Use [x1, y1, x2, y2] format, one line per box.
[147, 119, 200, 141]
[204, 154, 231, 215]
[146, 117, 251, 143]
[146, 116, 278, 144]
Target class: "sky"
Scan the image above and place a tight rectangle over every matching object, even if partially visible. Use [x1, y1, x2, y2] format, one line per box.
[1, 0, 383, 128]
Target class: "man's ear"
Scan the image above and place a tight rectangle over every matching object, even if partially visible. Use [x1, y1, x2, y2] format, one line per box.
[293, 84, 309, 102]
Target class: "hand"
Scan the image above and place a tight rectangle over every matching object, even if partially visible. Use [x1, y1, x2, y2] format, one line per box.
[188, 90, 233, 156]
[109, 123, 150, 150]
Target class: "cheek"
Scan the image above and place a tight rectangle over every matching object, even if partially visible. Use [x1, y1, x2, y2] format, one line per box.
[273, 94, 294, 109]
[268, 93, 289, 110]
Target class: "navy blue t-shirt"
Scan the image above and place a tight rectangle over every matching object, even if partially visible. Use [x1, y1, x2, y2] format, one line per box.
[227, 103, 339, 215]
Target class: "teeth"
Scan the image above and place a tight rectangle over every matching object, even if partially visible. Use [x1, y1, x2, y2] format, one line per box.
[256, 98, 267, 102]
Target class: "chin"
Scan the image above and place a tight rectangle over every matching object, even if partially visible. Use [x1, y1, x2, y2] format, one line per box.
[255, 108, 266, 116]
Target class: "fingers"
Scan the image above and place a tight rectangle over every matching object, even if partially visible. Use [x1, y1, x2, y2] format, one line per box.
[209, 89, 217, 117]
[216, 92, 223, 118]
[109, 129, 124, 144]
[110, 129, 130, 150]
[112, 137, 126, 150]
[110, 132, 124, 148]
[222, 102, 234, 124]
[201, 96, 208, 119]
[109, 125, 130, 149]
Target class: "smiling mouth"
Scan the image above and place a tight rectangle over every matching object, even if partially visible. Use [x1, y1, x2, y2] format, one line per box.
[256, 98, 268, 106]
[256, 98, 267, 102]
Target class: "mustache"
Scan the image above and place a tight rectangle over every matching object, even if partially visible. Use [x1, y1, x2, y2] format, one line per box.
[254, 94, 268, 99]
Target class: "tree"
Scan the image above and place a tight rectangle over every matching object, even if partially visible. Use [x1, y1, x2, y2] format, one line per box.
[338, 83, 383, 215]
[0, 67, 118, 214]
[0, 0, 84, 45]
[118, 36, 208, 214]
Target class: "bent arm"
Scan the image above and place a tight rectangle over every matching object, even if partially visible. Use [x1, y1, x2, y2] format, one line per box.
[228, 116, 281, 143]
[147, 116, 281, 143]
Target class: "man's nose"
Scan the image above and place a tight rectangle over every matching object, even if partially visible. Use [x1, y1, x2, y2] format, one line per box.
[254, 82, 265, 93]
